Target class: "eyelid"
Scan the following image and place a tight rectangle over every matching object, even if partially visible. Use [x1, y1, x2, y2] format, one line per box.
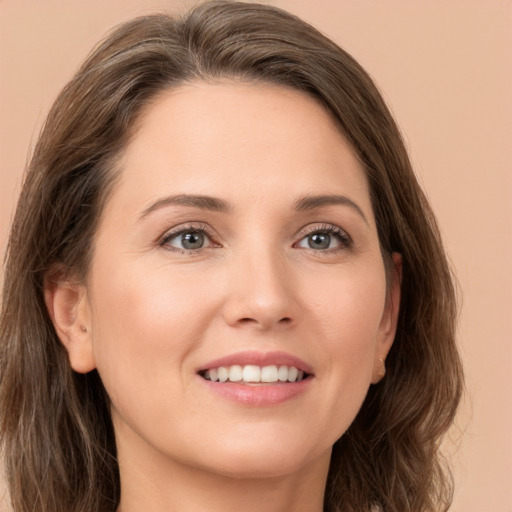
[294, 223, 353, 250]
[158, 222, 221, 251]
[157, 221, 352, 253]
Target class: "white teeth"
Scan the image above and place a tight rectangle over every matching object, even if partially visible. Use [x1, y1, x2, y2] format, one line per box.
[242, 365, 260, 382]
[287, 366, 298, 382]
[203, 365, 306, 383]
[228, 365, 242, 382]
[278, 365, 288, 382]
[217, 367, 229, 382]
[261, 365, 278, 383]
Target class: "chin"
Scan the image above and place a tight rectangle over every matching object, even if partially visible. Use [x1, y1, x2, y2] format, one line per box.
[189, 433, 331, 480]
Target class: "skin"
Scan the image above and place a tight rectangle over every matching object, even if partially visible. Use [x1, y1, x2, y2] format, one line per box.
[46, 81, 401, 512]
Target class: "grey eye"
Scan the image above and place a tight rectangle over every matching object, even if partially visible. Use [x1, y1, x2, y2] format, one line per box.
[164, 230, 208, 251]
[297, 230, 345, 250]
[307, 233, 331, 250]
[179, 231, 205, 250]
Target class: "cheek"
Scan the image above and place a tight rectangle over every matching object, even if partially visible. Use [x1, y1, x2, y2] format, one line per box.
[87, 259, 220, 404]
[303, 263, 387, 425]
[306, 259, 387, 349]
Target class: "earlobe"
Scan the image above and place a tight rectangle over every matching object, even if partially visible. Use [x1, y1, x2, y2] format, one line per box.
[371, 252, 402, 384]
[44, 271, 96, 374]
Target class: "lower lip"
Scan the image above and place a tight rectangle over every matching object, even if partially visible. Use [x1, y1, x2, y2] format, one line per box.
[200, 377, 313, 406]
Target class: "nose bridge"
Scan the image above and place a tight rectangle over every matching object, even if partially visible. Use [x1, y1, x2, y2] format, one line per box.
[222, 237, 298, 329]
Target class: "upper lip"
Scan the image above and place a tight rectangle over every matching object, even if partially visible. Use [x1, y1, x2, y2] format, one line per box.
[197, 350, 314, 375]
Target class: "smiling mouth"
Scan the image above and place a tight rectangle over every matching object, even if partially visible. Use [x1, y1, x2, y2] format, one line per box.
[199, 365, 310, 384]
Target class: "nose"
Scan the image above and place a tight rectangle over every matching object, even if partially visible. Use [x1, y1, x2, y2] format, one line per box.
[221, 247, 300, 331]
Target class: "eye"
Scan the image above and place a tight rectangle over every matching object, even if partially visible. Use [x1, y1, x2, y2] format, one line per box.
[160, 224, 219, 253]
[173, 231, 206, 250]
[294, 224, 352, 251]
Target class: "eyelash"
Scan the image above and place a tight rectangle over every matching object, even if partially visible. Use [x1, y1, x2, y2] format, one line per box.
[295, 224, 353, 251]
[159, 223, 220, 254]
[158, 222, 353, 254]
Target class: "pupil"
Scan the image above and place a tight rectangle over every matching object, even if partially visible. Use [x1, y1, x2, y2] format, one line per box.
[182, 231, 204, 249]
[309, 233, 330, 249]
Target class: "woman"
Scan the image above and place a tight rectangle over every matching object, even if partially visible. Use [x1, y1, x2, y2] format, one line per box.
[0, 2, 463, 511]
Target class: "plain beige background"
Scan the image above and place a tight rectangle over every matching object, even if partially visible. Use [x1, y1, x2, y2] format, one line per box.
[0, 1, 511, 511]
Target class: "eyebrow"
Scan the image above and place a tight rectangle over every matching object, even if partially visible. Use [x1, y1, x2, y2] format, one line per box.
[139, 193, 368, 224]
[139, 194, 231, 220]
[293, 194, 369, 225]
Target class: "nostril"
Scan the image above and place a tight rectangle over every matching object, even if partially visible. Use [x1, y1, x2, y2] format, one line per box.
[235, 316, 292, 328]
[239, 318, 257, 324]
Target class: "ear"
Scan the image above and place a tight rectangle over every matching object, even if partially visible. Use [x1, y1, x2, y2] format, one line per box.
[44, 269, 96, 374]
[371, 252, 402, 384]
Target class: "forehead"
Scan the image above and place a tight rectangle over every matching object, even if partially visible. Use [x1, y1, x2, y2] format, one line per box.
[110, 81, 372, 220]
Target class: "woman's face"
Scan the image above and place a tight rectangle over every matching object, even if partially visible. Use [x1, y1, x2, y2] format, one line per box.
[61, 82, 400, 480]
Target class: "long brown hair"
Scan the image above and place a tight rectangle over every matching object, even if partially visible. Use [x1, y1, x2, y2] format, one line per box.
[0, 2, 462, 511]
